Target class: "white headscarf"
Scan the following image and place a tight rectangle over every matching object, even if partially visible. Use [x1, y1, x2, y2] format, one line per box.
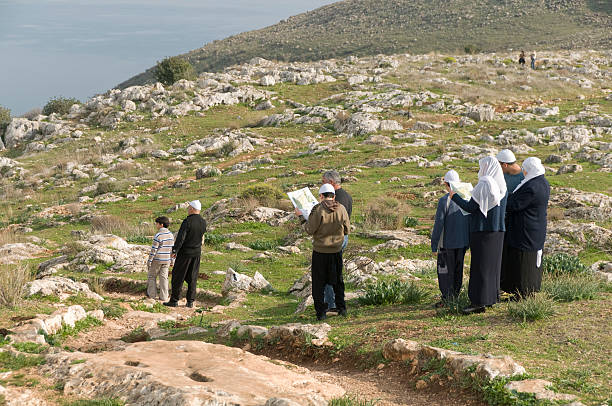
[514, 157, 545, 192]
[443, 170, 460, 183]
[471, 157, 507, 217]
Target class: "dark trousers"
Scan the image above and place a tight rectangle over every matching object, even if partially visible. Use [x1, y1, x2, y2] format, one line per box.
[169, 255, 200, 303]
[437, 247, 466, 300]
[311, 251, 346, 317]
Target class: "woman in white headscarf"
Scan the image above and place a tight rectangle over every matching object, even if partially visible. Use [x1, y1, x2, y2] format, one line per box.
[450, 157, 507, 314]
[502, 157, 550, 298]
[430, 170, 470, 307]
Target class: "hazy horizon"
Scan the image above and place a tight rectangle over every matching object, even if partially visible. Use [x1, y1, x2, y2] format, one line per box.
[0, 0, 338, 115]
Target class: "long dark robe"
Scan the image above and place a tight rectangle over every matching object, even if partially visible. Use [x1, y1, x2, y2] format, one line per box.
[500, 246, 542, 296]
[311, 251, 346, 317]
[469, 231, 504, 306]
[437, 247, 466, 300]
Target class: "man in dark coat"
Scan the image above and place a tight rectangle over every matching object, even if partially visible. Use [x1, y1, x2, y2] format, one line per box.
[504, 157, 550, 298]
[164, 200, 207, 308]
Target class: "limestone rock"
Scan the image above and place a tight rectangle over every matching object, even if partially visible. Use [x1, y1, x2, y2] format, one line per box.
[43, 341, 345, 405]
[0, 242, 49, 265]
[195, 165, 222, 179]
[557, 164, 583, 174]
[221, 268, 271, 295]
[505, 379, 577, 402]
[25, 276, 103, 301]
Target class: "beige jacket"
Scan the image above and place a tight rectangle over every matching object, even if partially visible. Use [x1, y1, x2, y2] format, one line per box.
[303, 199, 350, 253]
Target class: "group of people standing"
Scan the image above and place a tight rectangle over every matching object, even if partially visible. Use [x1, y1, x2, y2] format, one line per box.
[519, 50, 537, 69]
[431, 150, 550, 314]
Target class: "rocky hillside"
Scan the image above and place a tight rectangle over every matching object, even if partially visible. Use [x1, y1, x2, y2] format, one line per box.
[1, 50, 612, 405]
[119, 0, 612, 88]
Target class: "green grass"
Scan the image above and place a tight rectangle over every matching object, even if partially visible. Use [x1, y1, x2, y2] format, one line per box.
[359, 279, 430, 306]
[329, 395, 379, 406]
[64, 399, 125, 406]
[0, 351, 45, 372]
[45, 316, 103, 346]
[11, 342, 47, 354]
[506, 293, 556, 322]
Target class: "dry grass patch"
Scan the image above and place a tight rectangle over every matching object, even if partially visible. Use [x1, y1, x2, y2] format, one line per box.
[362, 197, 410, 230]
[0, 265, 31, 308]
[90, 215, 154, 240]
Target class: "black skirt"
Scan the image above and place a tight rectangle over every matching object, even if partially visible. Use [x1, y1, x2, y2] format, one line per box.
[500, 245, 542, 296]
[469, 231, 504, 306]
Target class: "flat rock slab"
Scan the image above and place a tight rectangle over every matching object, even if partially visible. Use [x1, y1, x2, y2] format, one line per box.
[44, 340, 344, 405]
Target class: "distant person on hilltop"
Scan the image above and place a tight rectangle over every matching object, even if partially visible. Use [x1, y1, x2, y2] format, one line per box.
[518, 51, 526, 66]
[530, 51, 537, 70]
[430, 170, 470, 307]
[296, 184, 350, 321]
[164, 200, 207, 308]
[321, 170, 352, 314]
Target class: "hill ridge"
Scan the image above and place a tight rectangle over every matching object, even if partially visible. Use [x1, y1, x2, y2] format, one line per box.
[117, 0, 612, 89]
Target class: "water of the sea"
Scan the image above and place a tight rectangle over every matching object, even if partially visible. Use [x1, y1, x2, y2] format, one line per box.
[0, 0, 337, 115]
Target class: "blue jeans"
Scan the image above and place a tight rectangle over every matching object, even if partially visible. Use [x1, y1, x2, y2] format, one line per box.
[531, 59, 535, 70]
[324, 235, 348, 310]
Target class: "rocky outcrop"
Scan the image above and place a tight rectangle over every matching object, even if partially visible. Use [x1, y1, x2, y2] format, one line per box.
[0, 242, 49, 265]
[25, 276, 103, 300]
[221, 268, 272, 296]
[43, 341, 344, 405]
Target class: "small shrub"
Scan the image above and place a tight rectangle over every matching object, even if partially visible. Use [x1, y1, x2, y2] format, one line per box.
[403, 217, 419, 227]
[501, 58, 514, 65]
[130, 301, 168, 313]
[0, 265, 31, 307]
[506, 293, 555, 322]
[21, 107, 42, 120]
[12, 342, 47, 354]
[443, 56, 456, 64]
[42, 96, 80, 116]
[204, 232, 228, 246]
[359, 279, 430, 306]
[95, 181, 119, 196]
[436, 289, 471, 316]
[0, 105, 10, 134]
[154, 56, 195, 85]
[328, 396, 378, 406]
[240, 183, 284, 201]
[542, 274, 602, 302]
[542, 253, 588, 275]
[102, 303, 127, 319]
[362, 197, 407, 230]
[249, 239, 281, 251]
[216, 141, 236, 157]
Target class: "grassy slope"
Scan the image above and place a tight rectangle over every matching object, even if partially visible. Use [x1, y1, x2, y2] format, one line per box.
[2, 55, 612, 404]
[118, 0, 612, 88]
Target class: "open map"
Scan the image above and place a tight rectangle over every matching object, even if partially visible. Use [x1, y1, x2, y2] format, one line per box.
[287, 187, 318, 218]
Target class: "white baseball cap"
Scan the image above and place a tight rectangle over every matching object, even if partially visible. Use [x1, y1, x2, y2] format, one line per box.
[188, 200, 202, 211]
[318, 184, 335, 195]
[496, 149, 516, 163]
[443, 170, 460, 183]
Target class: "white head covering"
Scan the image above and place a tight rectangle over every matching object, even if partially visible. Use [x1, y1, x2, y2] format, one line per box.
[514, 157, 545, 192]
[471, 157, 507, 217]
[496, 149, 516, 163]
[188, 200, 201, 211]
[318, 183, 335, 195]
[478, 156, 507, 197]
[443, 170, 460, 183]
[471, 177, 502, 217]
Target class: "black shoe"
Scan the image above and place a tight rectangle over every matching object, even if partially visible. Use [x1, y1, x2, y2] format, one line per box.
[461, 305, 485, 315]
[163, 301, 178, 307]
[338, 308, 347, 317]
[316, 314, 327, 321]
[186, 302, 194, 308]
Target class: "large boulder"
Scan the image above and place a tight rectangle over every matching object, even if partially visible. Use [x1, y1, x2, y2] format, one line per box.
[42, 341, 345, 405]
[3, 118, 41, 149]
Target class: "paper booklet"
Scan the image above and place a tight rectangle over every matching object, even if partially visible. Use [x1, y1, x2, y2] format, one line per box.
[287, 187, 318, 218]
[448, 181, 474, 216]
